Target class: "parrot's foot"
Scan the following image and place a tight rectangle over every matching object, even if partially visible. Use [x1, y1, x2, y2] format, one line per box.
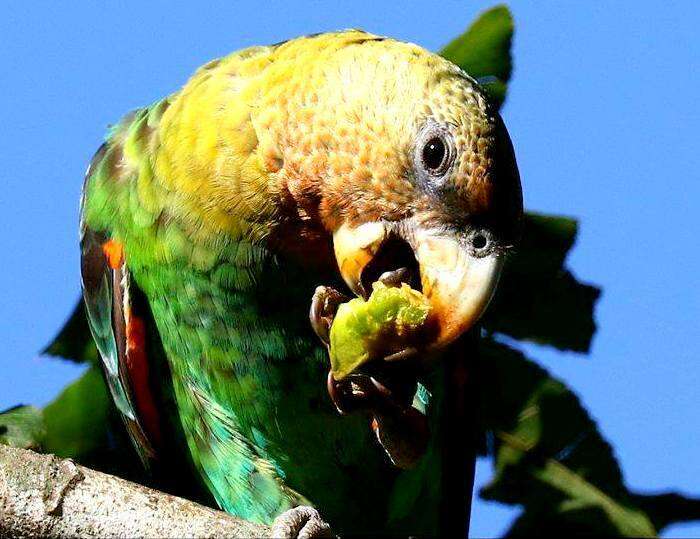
[270, 506, 334, 538]
[311, 278, 431, 470]
[326, 370, 429, 469]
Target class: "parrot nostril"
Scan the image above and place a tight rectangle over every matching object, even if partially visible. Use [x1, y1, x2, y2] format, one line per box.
[472, 234, 488, 250]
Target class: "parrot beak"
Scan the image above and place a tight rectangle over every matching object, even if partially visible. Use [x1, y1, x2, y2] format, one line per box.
[333, 220, 504, 351]
[411, 227, 503, 348]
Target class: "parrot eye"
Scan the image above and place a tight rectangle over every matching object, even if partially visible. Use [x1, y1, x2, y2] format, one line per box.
[415, 122, 455, 182]
[422, 137, 447, 172]
[467, 229, 494, 257]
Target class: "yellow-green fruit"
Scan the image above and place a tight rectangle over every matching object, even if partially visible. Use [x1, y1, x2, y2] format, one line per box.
[329, 282, 431, 380]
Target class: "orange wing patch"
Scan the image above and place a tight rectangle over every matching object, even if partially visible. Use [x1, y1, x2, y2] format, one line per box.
[102, 239, 124, 269]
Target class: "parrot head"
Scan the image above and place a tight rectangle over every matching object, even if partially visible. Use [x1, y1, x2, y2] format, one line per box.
[265, 33, 523, 351]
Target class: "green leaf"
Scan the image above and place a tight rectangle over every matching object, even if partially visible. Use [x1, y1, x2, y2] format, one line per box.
[440, 5, 514, 108]
[0, 405, 45, 450]
[477, 340, 656, 536]
[42, 299, 97, 363]
[504, 507, 637, 536]
[630, 492, 700, 534]
[42, 365, 110, 458]
[43, 365, 146, 480]
[482, 212, 601, 352]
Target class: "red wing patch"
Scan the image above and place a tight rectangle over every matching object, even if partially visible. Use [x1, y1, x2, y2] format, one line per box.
[125, 307, 161, 447]
[80, 225, 162, 465]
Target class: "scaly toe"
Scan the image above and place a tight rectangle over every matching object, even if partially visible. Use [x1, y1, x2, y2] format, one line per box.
[271, 505, 334, 538]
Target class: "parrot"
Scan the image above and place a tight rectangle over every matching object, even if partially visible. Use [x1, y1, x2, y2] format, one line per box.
[79, 30, 522, 536]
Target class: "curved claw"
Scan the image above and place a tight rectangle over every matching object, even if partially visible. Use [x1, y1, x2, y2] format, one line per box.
[309, 286, 349, 347]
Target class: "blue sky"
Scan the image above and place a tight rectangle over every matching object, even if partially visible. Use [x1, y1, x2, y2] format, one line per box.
[1, 2, 698, 536]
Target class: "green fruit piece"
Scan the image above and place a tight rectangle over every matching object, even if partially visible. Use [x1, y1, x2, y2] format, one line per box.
[329, 282, 431, 380]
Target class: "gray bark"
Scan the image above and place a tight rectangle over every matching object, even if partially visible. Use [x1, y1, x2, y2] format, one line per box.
[0, 445, 269, 538]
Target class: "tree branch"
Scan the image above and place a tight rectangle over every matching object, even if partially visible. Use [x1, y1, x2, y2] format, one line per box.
[0, 445, 269, 538]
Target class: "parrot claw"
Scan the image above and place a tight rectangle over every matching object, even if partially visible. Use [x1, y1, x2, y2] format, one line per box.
[271, 506, 335, 539]
[310, 286, 349, 347]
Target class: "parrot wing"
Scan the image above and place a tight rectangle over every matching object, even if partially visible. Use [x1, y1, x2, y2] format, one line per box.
[79, 145, 161, 465]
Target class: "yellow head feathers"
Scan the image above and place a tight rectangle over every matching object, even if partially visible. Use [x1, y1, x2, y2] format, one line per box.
[151, 31, 520, 253]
